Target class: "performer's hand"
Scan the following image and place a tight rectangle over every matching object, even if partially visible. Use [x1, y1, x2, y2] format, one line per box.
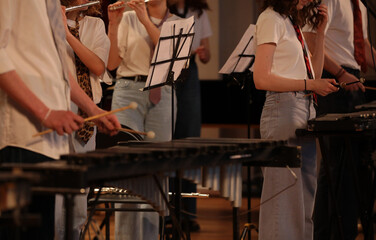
[311, 78, 339, 96]
[195, 46, 209, 63]
[60, 6, 71, 37]
[316, 4, 328, 35]
[42, 110, 84, 136]
[90, 107, 121, 136]
[127, 0, 149, 26]
[108, 1, 126, 26]
[338, 71, 366, 92]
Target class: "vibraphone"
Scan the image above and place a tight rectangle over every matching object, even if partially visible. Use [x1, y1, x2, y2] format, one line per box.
[298, 110, 376, 240]
[0, 138, 301, 240]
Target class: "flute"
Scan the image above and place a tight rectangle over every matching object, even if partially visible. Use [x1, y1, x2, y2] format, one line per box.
[65, 1, 100, 13]
[109, 0, 150, 11]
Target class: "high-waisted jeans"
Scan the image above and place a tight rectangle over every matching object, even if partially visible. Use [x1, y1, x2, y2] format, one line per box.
[258, 91, 317, 240]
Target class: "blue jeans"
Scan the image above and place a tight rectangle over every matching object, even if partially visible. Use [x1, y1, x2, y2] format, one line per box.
[112, 79, 176, 142]
[111, 79, 176, 239]
[258, 92, 317, 240]
[0, 147, 55, 240]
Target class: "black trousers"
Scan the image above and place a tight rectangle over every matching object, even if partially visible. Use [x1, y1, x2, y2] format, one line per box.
[313, 67, 373, 240]
[0, 147, 55, 240]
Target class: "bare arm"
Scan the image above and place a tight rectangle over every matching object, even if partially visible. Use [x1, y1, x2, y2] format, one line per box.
[253, 43, 337, 96]
[0, 70, 84, 135]
[107, 2, 125, 71]
[69, 73, 120, 135]
[303, 4, 328, 79]
[127, 0, 160, 46]
[364, 38, 376, 68]
[195, 37, 210, 64]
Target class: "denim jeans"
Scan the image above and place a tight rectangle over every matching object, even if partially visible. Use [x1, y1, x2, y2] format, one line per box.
[258, 92, 317, 240]
[112, 79, 176, 142]
[111, 79, 176, 239]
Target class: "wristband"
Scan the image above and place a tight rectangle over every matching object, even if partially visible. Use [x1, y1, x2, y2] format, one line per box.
[42, 108, 52, 124]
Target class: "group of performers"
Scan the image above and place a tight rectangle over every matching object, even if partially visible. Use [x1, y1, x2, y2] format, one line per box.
[0, 0, 375, 240]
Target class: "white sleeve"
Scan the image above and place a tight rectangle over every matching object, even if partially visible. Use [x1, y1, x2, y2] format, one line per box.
[0, 0, 15, 74]
[256, 11, 284, 46]
[198, 10, 212, 39]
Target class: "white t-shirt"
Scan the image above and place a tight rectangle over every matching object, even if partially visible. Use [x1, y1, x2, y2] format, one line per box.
[177, 8, 212, 52]
[256, 7, 314, 80]
[0, 0, 70, 159]
[116, 11, 180, 78]
[322, 0, 368, 70]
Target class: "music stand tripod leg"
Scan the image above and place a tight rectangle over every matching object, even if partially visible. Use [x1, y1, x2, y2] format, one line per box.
[233, 207, 240, 240]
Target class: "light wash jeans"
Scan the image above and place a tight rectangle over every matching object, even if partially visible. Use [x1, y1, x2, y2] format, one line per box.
[258, 91, 317, 240]
[112, 79, 176, 142]
[112, 79, 176, 240]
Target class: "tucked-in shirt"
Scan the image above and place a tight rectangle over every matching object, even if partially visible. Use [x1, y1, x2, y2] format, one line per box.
[323, 0, 368, 70]
[0, 0, 71, 159]
[256, 7, 314, 80]
[116, 11, 180, 78]
[177, 8, 212, 52]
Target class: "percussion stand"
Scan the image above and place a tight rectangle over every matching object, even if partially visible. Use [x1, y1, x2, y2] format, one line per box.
[143, 20, 195, 240]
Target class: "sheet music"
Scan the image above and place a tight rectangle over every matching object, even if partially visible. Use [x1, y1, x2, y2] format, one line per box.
[145, 16, 194, 88]
[219, 24, 256, 74]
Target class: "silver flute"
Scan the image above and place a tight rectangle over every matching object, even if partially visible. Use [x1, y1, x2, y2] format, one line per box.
[65, 1, 101, 13]
[109, 0, 150, 11]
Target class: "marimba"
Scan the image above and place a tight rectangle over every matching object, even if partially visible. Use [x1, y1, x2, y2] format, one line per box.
[0, 138, 301, 240]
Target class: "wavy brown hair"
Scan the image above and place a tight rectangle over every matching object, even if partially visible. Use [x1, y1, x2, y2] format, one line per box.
[167, 0, 209, 17]
[60, 0, 102, 17]
[262, 0, 322, 29]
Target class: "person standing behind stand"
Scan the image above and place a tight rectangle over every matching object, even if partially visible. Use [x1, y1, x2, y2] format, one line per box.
[253, 0, 338, 239]
[107, 0, 180, 239]
[54, 1, 112, 239]
[0, 0, 120, 239]
[303, 0, 376, 239]
[167, 0, 211, 232]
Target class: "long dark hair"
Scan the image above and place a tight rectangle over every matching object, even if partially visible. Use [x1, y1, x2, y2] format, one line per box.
[60, 0, 102, 17]
[262, 0, 322, 28]
[168, 0, 209, 17]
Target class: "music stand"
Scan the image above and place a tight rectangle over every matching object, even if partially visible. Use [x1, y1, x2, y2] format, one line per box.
[141, 16, 195, 240]
[219, 24, 257, 240]
[141, 17, 195, 137]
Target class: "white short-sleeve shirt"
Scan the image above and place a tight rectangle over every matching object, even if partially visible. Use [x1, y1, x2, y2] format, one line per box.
[322, 0, 368, 70]
[116, 11, 180, 78]
[256, 8, 314, 80]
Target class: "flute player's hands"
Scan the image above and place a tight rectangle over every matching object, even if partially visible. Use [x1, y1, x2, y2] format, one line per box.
[127, 0, 149, 26]
[108, 1, 126, 26]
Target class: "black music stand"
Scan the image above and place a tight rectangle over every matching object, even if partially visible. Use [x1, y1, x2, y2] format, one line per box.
[142, 17, 195, 240]
[142, 17, 195, 138]
[219, 24, 257, 240]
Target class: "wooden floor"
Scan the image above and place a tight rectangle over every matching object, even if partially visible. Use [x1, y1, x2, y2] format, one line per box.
[84, 194, 374, 240]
